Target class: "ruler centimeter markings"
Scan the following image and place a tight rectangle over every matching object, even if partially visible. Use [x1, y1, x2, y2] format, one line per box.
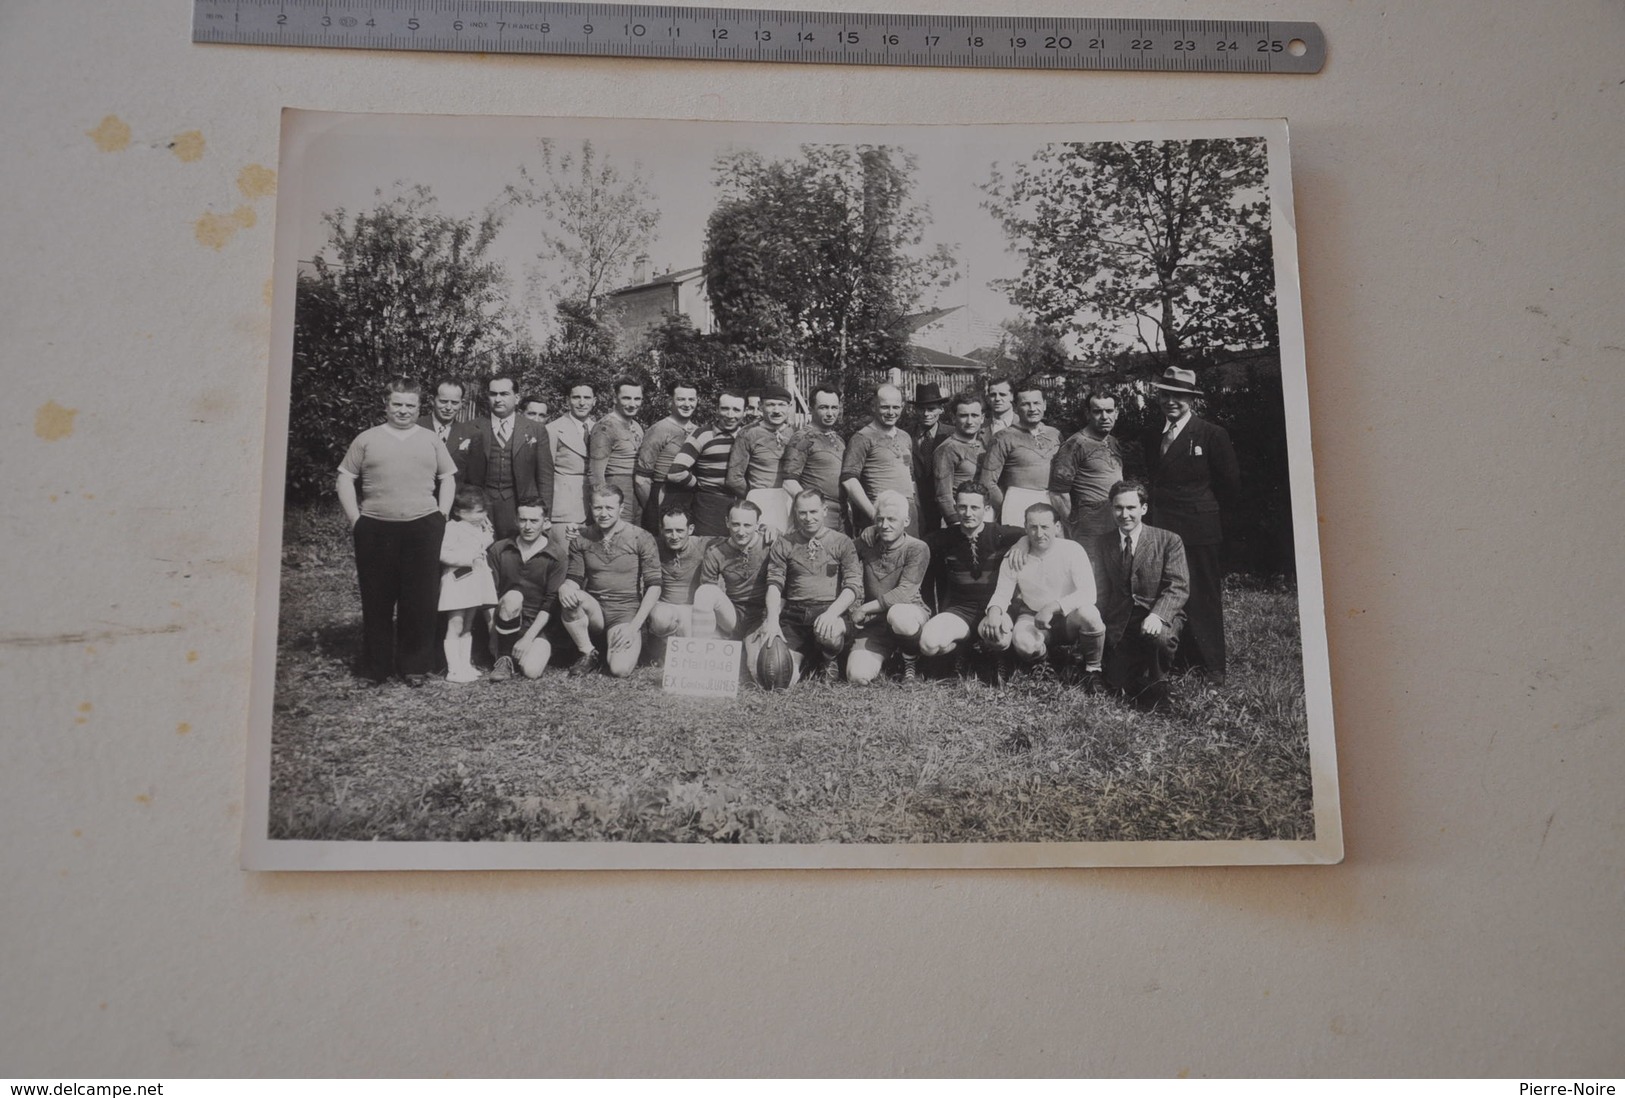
[192, 0, 1325, 73]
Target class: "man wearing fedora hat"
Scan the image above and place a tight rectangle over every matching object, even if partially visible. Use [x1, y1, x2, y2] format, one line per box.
[1142, 365, 1240, 687]
[911, 382, 952, 533]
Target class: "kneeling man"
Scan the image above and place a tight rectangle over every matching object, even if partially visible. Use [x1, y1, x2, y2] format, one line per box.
[559, 484, 662, 677]
[979, 502, 1106, 678]
[920, 480, 1025, 668]
[847, 491, 931, 684]
[693, 501, 774, 644]
[486, 498, 571, 681]
[647, 502, 719, 642]
[1091, 480, 1189, 708]
[763, 489, 862, 683]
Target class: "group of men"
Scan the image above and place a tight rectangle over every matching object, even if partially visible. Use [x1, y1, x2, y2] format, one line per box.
[400, 364, 1239, 708]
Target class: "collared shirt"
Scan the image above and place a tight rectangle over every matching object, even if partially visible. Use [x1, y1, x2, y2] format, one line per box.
[781, 425, 846, 499]
[841, 421, 915, 498]
[491, 415, 516, 445]
[548, 414, 592, 476]
[699, 535, 773, 611]
[657, 534, 720, 606]
[932, 435, 986, 524]
[854, 528, 929, 611]
[988, 538, 1097, 618]
[725, 421, 793, 495]
[766, 527, 862, 604]
[1161, 410, 1193, 449]
[1051, 429, 1131, 507]
[635, 416, 697, 482]
[568, 521, 661, 606]
[667, 426, 738, 491]
[487, 528, 570, 619]
[589, 413, 644, 485]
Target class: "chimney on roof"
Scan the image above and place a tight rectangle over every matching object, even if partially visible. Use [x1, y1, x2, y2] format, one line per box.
[634, 255, 649, 284]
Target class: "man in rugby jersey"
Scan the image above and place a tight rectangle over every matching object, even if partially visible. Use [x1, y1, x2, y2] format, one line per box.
[645, 500, 717, 642]
[932, 391, 988, 530]
[841, 383, 917, 536]
[588, 376, 645, 523]
[557, 484, 662, 678]
[781, 385, 847, 532]
[762, 488, 862, 684]
[980, 378, 1062, 528]
[666, 389, 746, 536]
[634, 377, 699, 531]
[725, 384, 795, 534]
[1050, 390, 1143, 544]
[692, 501, 775, 672]
[920, 479, 1025, 675]
[846, 490, 931, 684]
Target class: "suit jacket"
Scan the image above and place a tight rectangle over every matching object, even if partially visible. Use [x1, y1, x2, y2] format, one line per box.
[1142, 415, 1240, 547]
[1090, 524, 1189, 643]
[475, 416, 555, 514]
[418, 416, 487, 494]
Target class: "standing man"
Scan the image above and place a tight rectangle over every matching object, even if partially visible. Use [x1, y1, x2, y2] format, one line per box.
[841, 383, 917, 535]
[763, 489, 862, 684]
[588, 375, 645, 523]
[646, 500, 718, 642]
[932, 391, 988, 529]
[1142, 365, 1240, 686]
[1050, 390, 1142, 544]
[741, 391, 763, 430]
[1090, 480, 1189, 708]
[726, 384, 795, 534]
[920, 480, 1025, 670]
[666, 389, 746, 536]
[911, 382, 953, 534]
[547, 378, 596, 528]
[558, 485, 662, 678]
[635, 378, 699, 532]
[418, 375, 486, 496]
[981, 379, 1062, 528]
[846, 491, 931, 684]
[520, 395, 550, 424]
[781, 385, 847, 532]
[478, 372, 554, 541]
[978, 503, 1106, 678]
[486, 497, 572, 683]
[979, 377, 1017, 444]
[336, 377, 457, 686]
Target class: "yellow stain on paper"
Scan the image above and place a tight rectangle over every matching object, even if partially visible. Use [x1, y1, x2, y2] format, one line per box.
[262, 278, 274, 306]
[195, 206, 256, 250]
[75, 701, 93, 726]
[176, 722, 192, 735]
[87, 115, 131, 152]
[35, 401, 78, 441]
[186, 650, 199, 663]
[237, 164, 277, 200]
[170, 130, 206, 162]
[134, 794, 151, 805]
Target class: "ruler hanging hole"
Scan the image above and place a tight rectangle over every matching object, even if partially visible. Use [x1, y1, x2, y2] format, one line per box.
[1287, 38, 1307, 57]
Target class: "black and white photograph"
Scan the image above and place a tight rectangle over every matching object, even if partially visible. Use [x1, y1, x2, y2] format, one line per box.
[246, 110, 1339, 869]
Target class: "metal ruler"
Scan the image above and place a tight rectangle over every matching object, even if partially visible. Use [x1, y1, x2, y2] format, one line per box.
[193, 0, 1325, 73]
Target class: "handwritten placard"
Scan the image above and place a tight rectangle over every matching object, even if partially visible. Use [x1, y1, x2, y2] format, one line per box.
[661, 637, 741, 698]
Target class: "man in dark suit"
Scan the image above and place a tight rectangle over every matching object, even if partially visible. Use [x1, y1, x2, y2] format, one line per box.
[1142, 366, 1240, 686]
[910, 382, 952, 534]
[1089, 480, 1189, 709]
[478, 372, 555, 540]
[418, 376, 486, 496]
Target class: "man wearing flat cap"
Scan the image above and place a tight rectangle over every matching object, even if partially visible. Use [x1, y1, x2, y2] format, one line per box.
[911, 382, 953, 534]
[1142, 365, 1240, 687]
[725, 384, 796, 535]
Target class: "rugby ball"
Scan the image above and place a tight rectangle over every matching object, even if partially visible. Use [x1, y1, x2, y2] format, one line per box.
[755, 635, 796, 691]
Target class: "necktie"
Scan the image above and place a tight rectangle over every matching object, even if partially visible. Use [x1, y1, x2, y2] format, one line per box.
[1160, 425, 1174, 455]
[1122, 534, 1134, 592]
[496, 419, 510, 448]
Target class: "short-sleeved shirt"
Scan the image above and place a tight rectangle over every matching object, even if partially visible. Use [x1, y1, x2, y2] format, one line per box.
[568, 522, 661, 610]
[726, 421, 793, 495]
[767, 528, 862, 605]
[932, 435, 987, 523]
[338, 424, 456, 522]
[635, 416, 697, 482]
[487, 529, 570, 620]
[781, 426, 846, 499]
[981, 425, 1062, 501]
[588, 413, 644, 485]
[854, 528, 929, 611]
[841, 422, 916, 499]
[1050, 430, 1134, 508]
[657, 534, 720, 606]
[699, 536, 773, 612]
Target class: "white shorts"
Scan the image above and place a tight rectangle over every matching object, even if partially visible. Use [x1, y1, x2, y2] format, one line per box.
[746, 487, 792, 534]
[1000, 485, 1049, 527]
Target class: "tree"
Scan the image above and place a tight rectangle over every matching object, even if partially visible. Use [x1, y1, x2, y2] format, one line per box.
[287, 185, 514, 501]
[703, 145, 957, 396]
[510, 139, 661, 311]
[980, 138, 1276, 368]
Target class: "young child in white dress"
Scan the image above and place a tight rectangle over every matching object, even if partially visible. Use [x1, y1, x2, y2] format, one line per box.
[438, 487, 498, 682]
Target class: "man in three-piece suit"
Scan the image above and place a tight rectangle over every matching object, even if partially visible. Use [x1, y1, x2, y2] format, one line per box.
[478, 373, 555, 541]
[1090, 480, 1190, 709]
[417, 376, 486, 496]
[1142, 366, 1240, 686]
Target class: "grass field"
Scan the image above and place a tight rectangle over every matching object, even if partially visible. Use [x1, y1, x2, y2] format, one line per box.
[268, 502, 1313, 844]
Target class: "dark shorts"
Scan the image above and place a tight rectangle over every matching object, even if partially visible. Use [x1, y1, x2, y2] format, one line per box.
[722, 606, 767, 640]
[933, 602, 986, 630]
[781, 599, 838, 654]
